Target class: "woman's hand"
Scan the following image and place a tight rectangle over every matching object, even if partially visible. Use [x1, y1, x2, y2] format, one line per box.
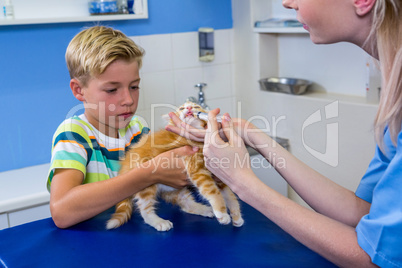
[203, 109, 255, 192]
[143, 145, 199, 189]
[165, 108, 253, 144]
[165, 112, 207, 142]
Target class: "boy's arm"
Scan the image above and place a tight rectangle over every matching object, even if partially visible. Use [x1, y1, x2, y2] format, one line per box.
[50, 167, 151, 228]
[50, 146, 198, 228]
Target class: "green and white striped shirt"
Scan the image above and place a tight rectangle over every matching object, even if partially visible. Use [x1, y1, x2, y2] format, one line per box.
[47, 114, 149, 191]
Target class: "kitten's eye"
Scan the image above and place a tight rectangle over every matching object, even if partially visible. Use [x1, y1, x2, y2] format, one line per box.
[194, 106, 201, 109]
[179, 107, 184, 111]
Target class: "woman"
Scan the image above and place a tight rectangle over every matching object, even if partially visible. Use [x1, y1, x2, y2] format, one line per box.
[166, 0, 402, 266]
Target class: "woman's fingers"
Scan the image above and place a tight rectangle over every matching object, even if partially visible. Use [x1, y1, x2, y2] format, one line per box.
[205, 108, 225, 147]
[165, 112, 206, 142]
[221, 113, 243, 147]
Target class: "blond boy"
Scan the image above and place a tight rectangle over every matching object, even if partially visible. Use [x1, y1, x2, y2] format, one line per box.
[48, 26, 197, 228]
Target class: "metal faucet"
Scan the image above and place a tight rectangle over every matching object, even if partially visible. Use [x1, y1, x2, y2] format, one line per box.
[194, 83, 209, 110]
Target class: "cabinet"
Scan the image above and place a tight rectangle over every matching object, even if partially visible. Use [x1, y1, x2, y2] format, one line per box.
[0, 204, 51, 229]
[248, 139, 289, 197]
[0, 213, 8, 229]
[0, 164, 51, 229]
[8, 204, 51, 227]
[251, 154, 288, 196]
[0, 0, 148, 26]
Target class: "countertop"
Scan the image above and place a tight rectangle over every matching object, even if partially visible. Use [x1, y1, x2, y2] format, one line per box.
[0, 164, 50, 213]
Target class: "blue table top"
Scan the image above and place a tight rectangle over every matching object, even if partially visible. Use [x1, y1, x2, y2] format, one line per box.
[0, 201, 336, 268]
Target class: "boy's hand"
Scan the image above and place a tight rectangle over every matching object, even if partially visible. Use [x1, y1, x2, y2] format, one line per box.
[145, 146, 199, 189]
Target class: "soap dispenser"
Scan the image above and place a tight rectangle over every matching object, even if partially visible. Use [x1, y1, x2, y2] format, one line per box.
[198, 28, 214, 62]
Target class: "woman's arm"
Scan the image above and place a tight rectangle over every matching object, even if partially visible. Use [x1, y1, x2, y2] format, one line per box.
[203, 111, 375, 267]
[243, 125, 370, 226]
[50, 146, 198, 228]
[167, 109, 370, 226]
[239, 176, 376, 267]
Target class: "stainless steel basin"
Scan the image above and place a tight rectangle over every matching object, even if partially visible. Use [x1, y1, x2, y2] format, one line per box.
[259, 77, 312, 95]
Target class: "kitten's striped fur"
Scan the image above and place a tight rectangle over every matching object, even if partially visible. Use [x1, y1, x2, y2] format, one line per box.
[106, 101, 244, 231]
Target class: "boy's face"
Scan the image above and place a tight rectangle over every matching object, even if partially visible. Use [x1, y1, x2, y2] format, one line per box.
[80, 59, 140, 138]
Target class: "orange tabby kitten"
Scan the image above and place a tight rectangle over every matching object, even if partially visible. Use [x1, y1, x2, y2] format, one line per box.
[106, 101, 244, 231]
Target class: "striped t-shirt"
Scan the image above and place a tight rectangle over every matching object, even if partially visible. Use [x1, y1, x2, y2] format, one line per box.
[47, 114, 149, 191]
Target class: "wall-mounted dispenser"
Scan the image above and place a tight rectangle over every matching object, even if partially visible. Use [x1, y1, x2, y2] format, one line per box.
[198, 27, 214, 62]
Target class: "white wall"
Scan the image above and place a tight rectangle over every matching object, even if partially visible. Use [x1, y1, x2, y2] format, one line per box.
[130, 30, 236, 131]
[232, 0, 378, 207]
[278, 35, 369, 96]
[254, 93, 377, 206]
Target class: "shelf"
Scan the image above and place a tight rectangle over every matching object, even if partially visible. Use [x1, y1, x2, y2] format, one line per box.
[0, 0, 148, 26]
[253, 27, 308, 34]
[0, 13, 148, 26]
[260, 90, 379, 107]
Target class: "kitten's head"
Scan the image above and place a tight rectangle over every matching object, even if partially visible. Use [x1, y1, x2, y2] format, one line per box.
[166, 101, 208, 129]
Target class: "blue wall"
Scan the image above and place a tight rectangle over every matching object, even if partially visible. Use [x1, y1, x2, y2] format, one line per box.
[0, 0, 232, 172]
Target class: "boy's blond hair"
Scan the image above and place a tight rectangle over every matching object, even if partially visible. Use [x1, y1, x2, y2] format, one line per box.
[65, 26, 144, 86]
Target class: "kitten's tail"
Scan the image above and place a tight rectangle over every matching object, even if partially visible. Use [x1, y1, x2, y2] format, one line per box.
[106, 198, 133, 229]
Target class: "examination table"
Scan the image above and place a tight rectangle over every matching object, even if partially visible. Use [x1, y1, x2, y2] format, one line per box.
[0, 201, 336, 267]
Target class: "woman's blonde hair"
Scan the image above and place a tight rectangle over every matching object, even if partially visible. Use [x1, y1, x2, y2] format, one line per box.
[371, 0, 402, 150]
[65, 26, 144, 86]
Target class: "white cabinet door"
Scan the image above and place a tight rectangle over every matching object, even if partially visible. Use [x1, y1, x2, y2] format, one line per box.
[250, 154, 288, 196]
[0, 213, 9, 230]
[8, 204, 51, 228]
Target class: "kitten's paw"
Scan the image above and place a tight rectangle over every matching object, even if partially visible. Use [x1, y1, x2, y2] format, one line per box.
[203, 210, 215, 218]
[196, 205, 214, 218]
[152, 219, 173, 231]
[181, 203, 214, 218]
[232, 217, 244, 227]
[215, 212, 231, 225]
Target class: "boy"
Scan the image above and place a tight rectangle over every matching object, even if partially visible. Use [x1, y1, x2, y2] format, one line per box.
[48, 26, 197, 228]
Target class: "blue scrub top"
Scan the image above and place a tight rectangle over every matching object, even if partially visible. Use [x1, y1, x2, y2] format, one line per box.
[355, 127, 402, 267]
